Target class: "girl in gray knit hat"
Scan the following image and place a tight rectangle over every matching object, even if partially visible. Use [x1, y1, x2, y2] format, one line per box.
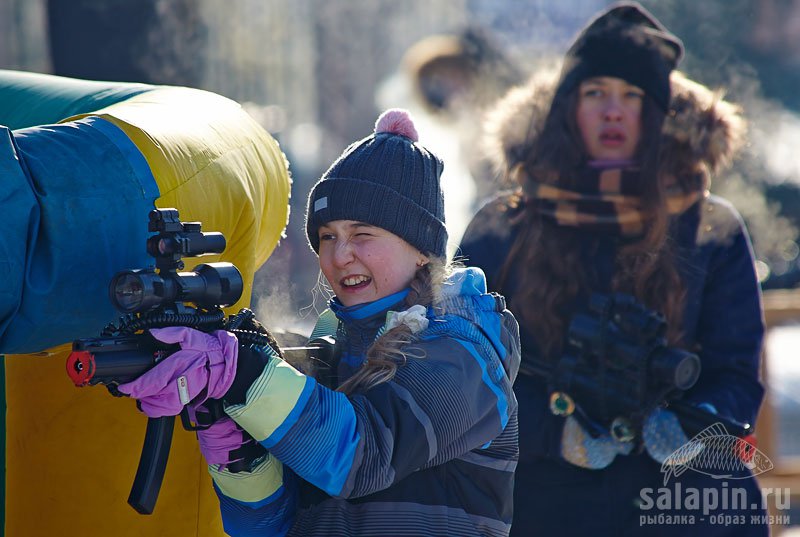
[124, 108, 521, 536]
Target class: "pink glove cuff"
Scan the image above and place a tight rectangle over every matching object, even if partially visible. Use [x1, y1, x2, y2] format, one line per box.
[196, 417, 253, 467]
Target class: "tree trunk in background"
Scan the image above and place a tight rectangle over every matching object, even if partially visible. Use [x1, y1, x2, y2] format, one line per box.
[46, 0, 206, 86]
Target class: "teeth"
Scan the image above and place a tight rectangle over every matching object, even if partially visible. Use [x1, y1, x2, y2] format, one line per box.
[343, 275, 370, 286]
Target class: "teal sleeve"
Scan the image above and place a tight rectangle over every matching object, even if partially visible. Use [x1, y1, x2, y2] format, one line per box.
[0, 117, 159, 353]
[212, 456, 298, 537]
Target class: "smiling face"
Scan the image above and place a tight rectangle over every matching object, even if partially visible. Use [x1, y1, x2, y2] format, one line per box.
[576, 76, 644, 161]
[318, 220, 428, 307]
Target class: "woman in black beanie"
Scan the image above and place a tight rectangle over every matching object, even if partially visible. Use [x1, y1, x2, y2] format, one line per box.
[460, 2, 767, 535]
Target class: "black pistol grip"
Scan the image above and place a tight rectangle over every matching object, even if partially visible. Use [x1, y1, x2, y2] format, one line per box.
[128, 415, 175, 514]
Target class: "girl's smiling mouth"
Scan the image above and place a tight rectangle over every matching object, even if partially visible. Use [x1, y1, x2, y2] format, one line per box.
[341, 274, 372, 290]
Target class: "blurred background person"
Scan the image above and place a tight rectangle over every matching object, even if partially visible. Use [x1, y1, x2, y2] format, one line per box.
[460, 3, 766, 535]
[377, 26, 525, 255]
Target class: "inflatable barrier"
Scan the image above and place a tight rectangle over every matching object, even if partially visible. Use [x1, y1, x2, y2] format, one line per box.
[0, 69, 291, 536]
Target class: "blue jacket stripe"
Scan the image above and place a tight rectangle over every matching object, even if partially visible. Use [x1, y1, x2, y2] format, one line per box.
[483, 312, 507, 362]
[260, 377, 317, 448]
[390, 382, 438, 461]
[215, 480, 296, 537]
[456, 339, 509, 429]
[268, 385, 360, 496]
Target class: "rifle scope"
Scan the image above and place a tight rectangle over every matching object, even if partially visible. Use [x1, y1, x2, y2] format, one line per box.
[110, 263, 243, 313]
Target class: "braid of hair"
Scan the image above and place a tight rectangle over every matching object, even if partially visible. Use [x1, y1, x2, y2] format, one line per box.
[338, 257, 448, 395]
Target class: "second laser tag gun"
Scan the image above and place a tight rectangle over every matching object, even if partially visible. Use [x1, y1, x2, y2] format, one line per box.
[66, 208, 336, 515]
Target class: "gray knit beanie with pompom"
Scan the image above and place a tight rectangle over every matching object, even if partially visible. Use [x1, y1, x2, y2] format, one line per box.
[305, 108, 447, 257]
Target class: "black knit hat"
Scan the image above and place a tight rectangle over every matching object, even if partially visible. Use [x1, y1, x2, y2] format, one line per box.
[306, 109, 447, 257]
[556, 1, 684, 111]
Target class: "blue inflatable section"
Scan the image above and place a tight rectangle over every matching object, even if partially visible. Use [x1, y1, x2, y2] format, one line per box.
[0, 117, 159, 353]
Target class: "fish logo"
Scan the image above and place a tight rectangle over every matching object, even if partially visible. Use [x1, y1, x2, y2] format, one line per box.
[661, 423, 773, 485]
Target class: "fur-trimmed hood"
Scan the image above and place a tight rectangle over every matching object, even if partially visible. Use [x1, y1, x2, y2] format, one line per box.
[483, 68, 746, 185]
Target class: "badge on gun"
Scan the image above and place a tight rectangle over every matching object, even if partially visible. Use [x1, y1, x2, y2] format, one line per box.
[66, 208, 335, 515]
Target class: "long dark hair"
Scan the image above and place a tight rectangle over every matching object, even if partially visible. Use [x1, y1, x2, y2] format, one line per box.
[496, 87, 685, 359]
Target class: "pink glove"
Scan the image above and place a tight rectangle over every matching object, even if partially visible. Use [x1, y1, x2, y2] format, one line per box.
[191, 409, 263, 470]
[118, 327, 239, 418]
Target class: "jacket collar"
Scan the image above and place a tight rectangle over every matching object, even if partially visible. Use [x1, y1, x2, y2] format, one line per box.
[329, 289, 410, 358]
[330, 289, 409, 323]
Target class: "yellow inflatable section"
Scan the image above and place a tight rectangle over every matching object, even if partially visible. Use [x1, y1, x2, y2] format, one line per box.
[75, 86, 291, 303]
[3, 75, 290, 537]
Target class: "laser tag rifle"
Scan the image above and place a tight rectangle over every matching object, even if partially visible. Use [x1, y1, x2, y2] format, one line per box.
[524, 292, 751, 442]
[66, 208, 336, 515]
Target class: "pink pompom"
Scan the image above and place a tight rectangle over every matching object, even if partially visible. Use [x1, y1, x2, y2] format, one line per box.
[374, 108, 418, 141]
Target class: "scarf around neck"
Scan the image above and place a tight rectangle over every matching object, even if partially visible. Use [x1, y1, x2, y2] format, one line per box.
[518, 162, 706, 237]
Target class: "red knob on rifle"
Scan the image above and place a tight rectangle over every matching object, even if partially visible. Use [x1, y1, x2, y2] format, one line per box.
[66, 350, 96, 386]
